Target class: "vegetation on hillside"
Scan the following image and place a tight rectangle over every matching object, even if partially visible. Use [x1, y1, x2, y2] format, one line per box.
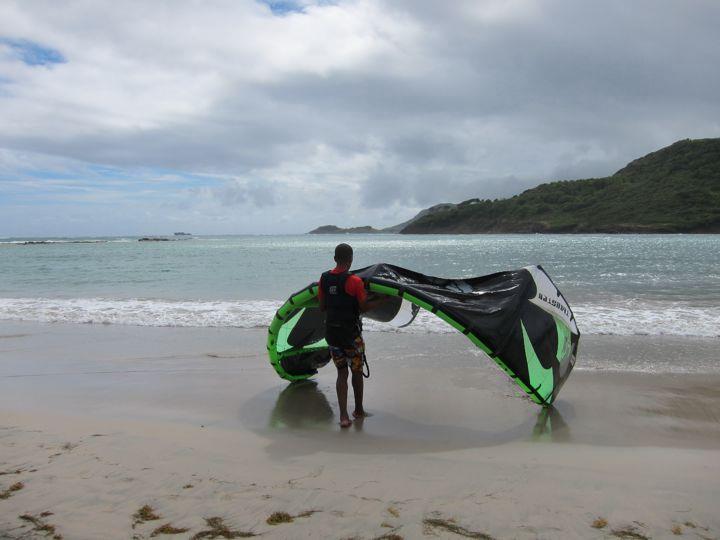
[402, 138, 720, 233]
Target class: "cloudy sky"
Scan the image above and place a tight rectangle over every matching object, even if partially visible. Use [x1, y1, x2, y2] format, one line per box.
[1, 0, 718, 236]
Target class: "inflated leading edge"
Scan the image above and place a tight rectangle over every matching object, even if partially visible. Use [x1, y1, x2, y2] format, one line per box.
[267, 264, 580, 405]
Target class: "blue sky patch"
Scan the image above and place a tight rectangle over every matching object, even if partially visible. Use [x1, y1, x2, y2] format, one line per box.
[0, 38, 66, 66]
[258, 1, 306, 15]
[257, 0, 339, 16]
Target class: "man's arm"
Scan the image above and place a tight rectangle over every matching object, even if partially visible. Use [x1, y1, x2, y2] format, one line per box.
[358, 295, 391, 313]
[350, 276, 390, 313]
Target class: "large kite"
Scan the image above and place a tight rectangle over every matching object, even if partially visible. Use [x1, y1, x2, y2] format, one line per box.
[267, 264, 579, 405]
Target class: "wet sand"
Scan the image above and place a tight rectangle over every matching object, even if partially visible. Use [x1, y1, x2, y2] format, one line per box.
[1, 321, 719, 539]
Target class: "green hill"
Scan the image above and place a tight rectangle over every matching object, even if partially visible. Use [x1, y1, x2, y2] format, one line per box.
[401, 138, 720, 234]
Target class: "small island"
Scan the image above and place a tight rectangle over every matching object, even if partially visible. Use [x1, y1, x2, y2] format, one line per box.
[308, 225, 383, 234]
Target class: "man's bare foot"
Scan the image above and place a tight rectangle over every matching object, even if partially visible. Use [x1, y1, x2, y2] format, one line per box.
[339, 417, 352, 428]
[352, 409, 367, 418]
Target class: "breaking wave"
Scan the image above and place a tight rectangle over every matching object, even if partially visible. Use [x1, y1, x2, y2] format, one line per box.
[0, 296, 718, 337]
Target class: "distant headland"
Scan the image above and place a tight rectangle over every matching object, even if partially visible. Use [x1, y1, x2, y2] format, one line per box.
[307, 225, 383, 234]
[309, 138, 720, 234]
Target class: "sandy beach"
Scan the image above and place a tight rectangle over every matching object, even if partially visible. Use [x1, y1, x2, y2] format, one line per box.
[1, 321, 719, 539]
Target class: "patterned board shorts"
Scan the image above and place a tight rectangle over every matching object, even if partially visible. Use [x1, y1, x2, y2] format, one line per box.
[329, 335, 365, 373]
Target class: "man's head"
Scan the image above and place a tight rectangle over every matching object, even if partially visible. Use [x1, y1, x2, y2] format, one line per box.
[334, 243, 353, 267]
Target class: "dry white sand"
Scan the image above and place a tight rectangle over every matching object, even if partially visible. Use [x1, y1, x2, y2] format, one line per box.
[1, 321, 719, 539]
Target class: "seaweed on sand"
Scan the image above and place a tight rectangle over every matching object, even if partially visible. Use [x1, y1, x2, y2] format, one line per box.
[423, 517, 495, 539]
[151, 523, 190, 536]
[18, 513, 62, 539]
[266, 512, 293, 525]
[191, 517, 255, 539]
[610, 525, 650, 540]
[133, 505, 161, 527]
[0, 481, 24, 499]
[266, 509, 319, 525]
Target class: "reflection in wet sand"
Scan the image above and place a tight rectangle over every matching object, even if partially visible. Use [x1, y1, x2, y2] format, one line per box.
[247, 381, 539, 457]
[269, 380, 334, 429]
[532, 406, 570, 442]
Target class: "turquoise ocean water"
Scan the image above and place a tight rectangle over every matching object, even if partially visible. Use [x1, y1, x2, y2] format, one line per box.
[1, 235, 718, 344]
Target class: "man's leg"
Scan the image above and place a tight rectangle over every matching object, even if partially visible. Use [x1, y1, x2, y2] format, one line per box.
[336, 366, 351, 427]
[351, 371, 365, 418]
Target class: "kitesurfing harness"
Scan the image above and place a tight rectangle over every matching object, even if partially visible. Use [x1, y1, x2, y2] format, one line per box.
[320, 271, 361, 348]
[320, 271, 369, 377]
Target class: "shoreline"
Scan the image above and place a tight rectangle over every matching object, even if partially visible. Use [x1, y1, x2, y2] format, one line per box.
[1, 321, 719, 539]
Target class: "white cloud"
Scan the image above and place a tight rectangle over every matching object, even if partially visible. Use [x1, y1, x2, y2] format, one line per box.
[0, 0, 719, 235]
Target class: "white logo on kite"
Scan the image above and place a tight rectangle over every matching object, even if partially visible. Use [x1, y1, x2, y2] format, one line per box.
[524, 265, 579, 335]
[537, 292, 570, 318]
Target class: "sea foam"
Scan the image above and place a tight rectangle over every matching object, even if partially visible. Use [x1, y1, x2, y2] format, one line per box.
[0, 296, 718, 337]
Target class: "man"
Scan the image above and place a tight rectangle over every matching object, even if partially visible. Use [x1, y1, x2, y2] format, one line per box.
[318, 243, 382, 428]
